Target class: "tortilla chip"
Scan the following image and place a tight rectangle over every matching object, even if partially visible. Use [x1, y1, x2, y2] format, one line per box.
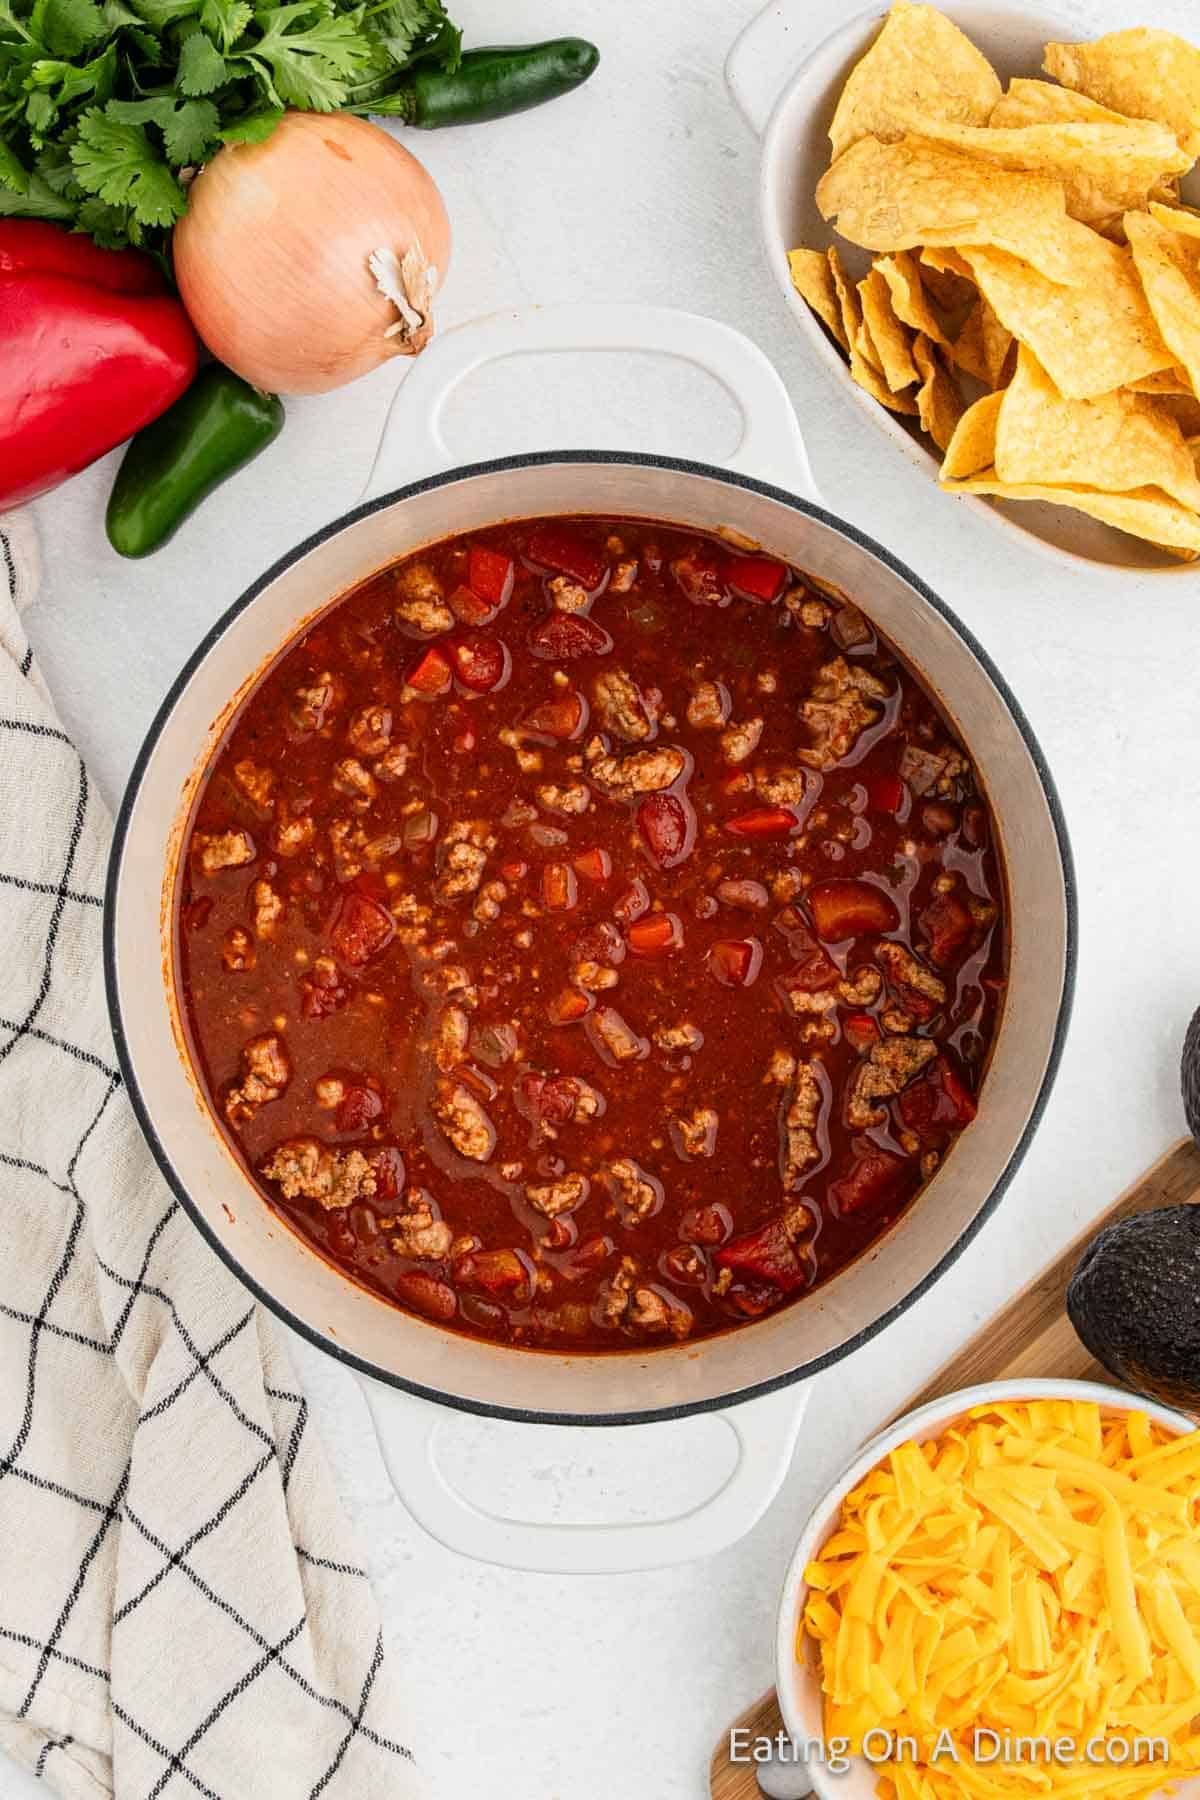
[1125, 210, 1200, 400]
[828, 0, 1001, 160]
[858, 267, 919, 390]
[788, 247, 847, 348]
[939, 470, 1200, 557]
[849, 350, 921, 415]
[1148, 200, 1200, 242]
[1044, 29, 1200, 161]
[957, 237, 1172, 399]
[995, 345, 1200, 511]
[875, 251, 951, 345]
[941, 391, 1003, 479]
[912, 333, 965, 450]
[1127, 366, 1195, 396]
[989, 78, 1141, 131]
[854, 310, 886, 376]
[898, 116, 1189, 231]
[947, 295, 1013, 388]
[1159, 392, 1200, 436]
[816, 138, 1084, 287]
[827, 245, 864, 352]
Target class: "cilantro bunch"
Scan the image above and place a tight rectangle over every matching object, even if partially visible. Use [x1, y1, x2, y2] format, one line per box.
[0, 0, 459, 252]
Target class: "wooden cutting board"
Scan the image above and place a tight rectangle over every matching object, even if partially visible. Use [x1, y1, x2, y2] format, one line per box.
[710, 1136, 1200, 1800]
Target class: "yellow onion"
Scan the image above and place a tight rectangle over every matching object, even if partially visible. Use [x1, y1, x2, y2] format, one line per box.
[174, 111, 451, 395]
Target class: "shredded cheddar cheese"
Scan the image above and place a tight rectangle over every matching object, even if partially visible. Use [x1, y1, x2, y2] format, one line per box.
[800, 1402, 1200, 1799]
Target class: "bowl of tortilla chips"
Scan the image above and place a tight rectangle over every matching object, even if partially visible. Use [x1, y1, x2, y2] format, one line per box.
[727, 0, 1200, 568]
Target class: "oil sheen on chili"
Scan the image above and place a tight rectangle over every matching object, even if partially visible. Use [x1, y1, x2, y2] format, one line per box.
[176, 517, 1006, 1351]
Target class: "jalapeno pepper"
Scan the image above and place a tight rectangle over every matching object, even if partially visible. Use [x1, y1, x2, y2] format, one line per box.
[106, 366, 284, 558]
[363, 39, 599, 128]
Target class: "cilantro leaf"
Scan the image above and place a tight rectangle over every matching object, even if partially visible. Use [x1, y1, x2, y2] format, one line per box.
[245, 3, 372, 111]
[0, 166, 76, 215]
[69, 107, 185, 224]
[30, 0, 106, 57]
[198, 0, 249, 51]
[176, 26, 225, 92]
[127, 0, 199, 29]
[0, 133, 29, 189]
[218, 100, 278, 142]
[107, 91, 218, 160]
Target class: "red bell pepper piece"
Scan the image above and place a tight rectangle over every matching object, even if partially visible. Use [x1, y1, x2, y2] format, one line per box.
[468, 543, 515, 610]
[627, 911, 682, 955]
[0, 221, 197, 510]
[527, 525, 607, 589]
[406, 644, 453, 696]
[707, 937, 763, 987]
[724, 553, 787, 603]
[725, 806, 799, 839]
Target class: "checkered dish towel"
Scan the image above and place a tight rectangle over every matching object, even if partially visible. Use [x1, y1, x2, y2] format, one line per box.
[0, 514, 420, 1800]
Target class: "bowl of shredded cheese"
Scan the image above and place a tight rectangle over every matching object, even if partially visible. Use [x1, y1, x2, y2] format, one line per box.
[776, 1379, 1200, 1800]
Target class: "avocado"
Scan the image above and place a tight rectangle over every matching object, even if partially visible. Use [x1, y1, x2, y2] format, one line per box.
[1067, 1208, 1200, 1411]
[1183, 1003, 1200, 1143]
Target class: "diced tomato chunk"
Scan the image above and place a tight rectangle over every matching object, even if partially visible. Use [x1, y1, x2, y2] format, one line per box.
[527, 525, 608, 590]
[541, 862, 578, 912]
[843, 1013, 881, 1053]
[772, 905, 839, 988]
[637, 792, 695, 869]
[329, 891, 395, 967]
[627, 911, 682, 955]
[809, 879, 900, 941]
[394, 1270, 457, 1323]
[546, 987, 591, 1025]
[613, 878, 650, 923]
[716, 1216, 809, 1293]
[724, 806, 798, 839]
[468, 543, 515, 609]
[573, 847, 611, 883]
[447, 584, 495, 626]
[406, 644, 452, 697]
[867, 773, 904, 815]
[670, 547, 728, 607]
[520, 692, 587, 740]
[336, 1084, 384, 1133]
[707, 937, 763, 988]
[830, 1149, 911, 1218]
[897, 1056, 978, 1144]
[450, 633, 509, 694]
[453, 1247, 526, 1294]
[919, 890, 973, 966]
[529, 611, 613, 660]
[724, 553, 787, 604]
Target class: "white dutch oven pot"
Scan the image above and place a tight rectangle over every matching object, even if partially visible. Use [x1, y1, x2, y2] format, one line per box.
[105, 304, 1075, 1574]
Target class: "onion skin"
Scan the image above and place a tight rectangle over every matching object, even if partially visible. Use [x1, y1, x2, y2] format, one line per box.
[174, 112, 451, 396]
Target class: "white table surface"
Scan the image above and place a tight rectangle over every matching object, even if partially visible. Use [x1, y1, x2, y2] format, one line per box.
[12, 0, 1200, 1793]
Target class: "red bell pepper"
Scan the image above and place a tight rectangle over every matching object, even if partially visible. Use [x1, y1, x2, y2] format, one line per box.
[0, 221, 197, 511]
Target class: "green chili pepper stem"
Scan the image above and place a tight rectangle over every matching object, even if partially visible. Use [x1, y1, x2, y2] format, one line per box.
[106, 365, 284, 559]
[353, 39, 599, 129]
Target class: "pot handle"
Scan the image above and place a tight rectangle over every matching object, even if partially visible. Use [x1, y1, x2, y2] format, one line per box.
[360, 1379, 811, 1574]
[724, 0, 840, 137]
[362, 302, 818, 502]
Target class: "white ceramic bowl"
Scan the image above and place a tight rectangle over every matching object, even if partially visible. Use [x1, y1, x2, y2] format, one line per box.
[726, 0, 1200, 575]
[775, 1378, 1199, 1800]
